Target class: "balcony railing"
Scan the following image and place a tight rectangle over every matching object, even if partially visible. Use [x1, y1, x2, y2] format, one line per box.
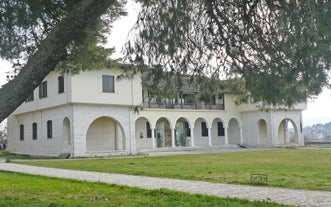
[143, 100, 224, 110]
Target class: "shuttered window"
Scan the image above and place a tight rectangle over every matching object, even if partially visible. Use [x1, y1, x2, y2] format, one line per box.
[102, 75, 115, 93]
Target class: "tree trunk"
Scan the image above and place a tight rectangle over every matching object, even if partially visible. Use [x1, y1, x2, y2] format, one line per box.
[0, 0, 115, 123]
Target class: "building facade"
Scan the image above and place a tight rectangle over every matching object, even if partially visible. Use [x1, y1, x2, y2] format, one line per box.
[7, 68, 306, 157]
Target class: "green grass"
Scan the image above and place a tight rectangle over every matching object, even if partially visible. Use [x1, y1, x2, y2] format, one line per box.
[14, 149, 331, 191]
[0, 150, 35, 160]
[0, 171, 290, 207]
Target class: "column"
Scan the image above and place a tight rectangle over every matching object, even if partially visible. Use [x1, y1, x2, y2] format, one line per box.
[190, 127, 195, 147]
[151, 128, 156, 149]
[171, 127, 176, 147]
[240, 127, 243, 145]
[224, 127, 229, 145]
[208, 127, 212, 146]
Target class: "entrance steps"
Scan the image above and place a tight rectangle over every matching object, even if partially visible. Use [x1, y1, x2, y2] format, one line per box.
[139, 145, 246, 156]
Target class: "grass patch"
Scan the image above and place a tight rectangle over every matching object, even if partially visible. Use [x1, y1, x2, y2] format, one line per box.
[15, 149, 331, 191]
[0, 171, 290, 207]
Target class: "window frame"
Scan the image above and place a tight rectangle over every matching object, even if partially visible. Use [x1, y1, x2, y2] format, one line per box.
[146, 122, 152, 138]
[32, 122, 37, 140]
[217, 122, 225, 136]
[58, 76, 64, 94]
[201, 122, 208, 137]
[102, 75, 115, 93]
[47, 120, 53, 139]
[39, 81, 47, 99]
[19, 124, 24, 141]
[26, 92, 34, 102]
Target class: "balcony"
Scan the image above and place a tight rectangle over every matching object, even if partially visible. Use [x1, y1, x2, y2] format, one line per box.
[143, 99, 225, 110]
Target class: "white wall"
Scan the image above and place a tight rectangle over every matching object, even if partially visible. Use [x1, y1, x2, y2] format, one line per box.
[7, 105, 73, 156]
[71, 69, 142, 106]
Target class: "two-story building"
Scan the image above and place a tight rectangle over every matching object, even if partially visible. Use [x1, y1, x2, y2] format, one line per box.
[7, 67, 306, 157]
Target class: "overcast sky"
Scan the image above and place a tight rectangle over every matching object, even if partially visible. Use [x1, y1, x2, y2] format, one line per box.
[1, 0, 330, 127]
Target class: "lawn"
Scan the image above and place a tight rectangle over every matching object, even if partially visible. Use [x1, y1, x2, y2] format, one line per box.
[0, 171, 290, 207]
[13, 148, 331, 191]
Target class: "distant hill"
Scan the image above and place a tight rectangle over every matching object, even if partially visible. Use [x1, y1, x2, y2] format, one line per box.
[303, 122, 331, 140]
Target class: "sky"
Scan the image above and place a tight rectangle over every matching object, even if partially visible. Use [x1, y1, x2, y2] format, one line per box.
[0, 0, 330, 127]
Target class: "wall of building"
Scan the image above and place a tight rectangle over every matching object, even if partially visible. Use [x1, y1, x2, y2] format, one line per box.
[7, 105, 73, 156]
[135, 117, 153, 150]
[70, 69, 142, 106]
[13, 72, 70, 115]
[241, 110, 304, 146]
[71, 104, 136, 157]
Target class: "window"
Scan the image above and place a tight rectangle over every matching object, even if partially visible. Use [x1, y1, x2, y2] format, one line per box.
[39, 81, 47, 99]
[102, 75, 115, 93]
[26, 92, 34, 102]
[58, 76, 64, 93]
[217, 122, 225, 136]
[185, 122, 191, 137]
[146, 122, 152, 138]
[20, 124, 24, 141]
[32, 123, 37, 140]
[201, 122, 208, 137]
[47, 120, 53, 138]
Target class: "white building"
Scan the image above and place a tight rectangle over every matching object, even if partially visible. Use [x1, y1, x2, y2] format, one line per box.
[7, 67, 306, 157]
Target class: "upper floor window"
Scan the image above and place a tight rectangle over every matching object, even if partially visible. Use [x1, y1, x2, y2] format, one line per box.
[32, 122, 37, 140]
[102, 75, 115, 93]
[58, 76, 64, 93]
[26, 92, 34, 102]
[201, 122, 208, 137]
[47, 120, 53, 139]
[19, 124, 24, 141]
[39, 81, 47, 99]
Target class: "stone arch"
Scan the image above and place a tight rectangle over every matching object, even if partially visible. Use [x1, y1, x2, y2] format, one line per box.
[258, 119, 268, 145]
[278, 118, 299, 145]
[228, 117, 241, 144]
[211, 117, 226, 145]
[135, 116, 153, 150]
[193, 117, 210, 146]
[175, 117, 191, 147]
[86, 116, 125, 153]
[62, 117, 71, 146]
[155, 117, 172, 148]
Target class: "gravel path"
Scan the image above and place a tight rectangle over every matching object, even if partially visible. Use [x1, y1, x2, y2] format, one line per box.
[0, 162, 330, 207]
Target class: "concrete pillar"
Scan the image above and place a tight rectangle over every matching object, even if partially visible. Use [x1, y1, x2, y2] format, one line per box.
[240, 127, 243, 145]
[208, 127, 212, 146]
[224, 127, 229, 145]
[171, 127, 176, 147]
[151, 128, 156, 149]
[190, 127, 195, 147]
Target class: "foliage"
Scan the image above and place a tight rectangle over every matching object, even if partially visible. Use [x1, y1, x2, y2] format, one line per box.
[126, 0, 331, 107]
[0, 0, 126, 73]
[18, 149, 331, 191]
[0, 0, 126, 123]
[0, 172, 290, 207]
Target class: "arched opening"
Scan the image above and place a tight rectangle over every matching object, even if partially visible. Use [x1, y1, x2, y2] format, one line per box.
[63, 117, 71, 146]
[278, 119, 298, 145]
[211, 118, 226, 145]
[175, 118, 190, 147]
[156, 117, 172, 148]
[86, 116, 125, 153]
[228, 118, 240, 144]
[135, 117, 153, 149]
[193, 117, 209, 146]
[258, 119, 268, 145]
